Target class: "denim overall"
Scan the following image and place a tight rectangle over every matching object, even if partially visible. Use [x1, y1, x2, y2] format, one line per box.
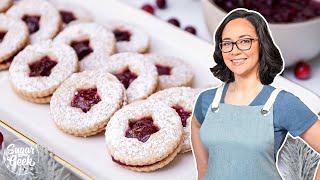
[200, 83, 283, 180]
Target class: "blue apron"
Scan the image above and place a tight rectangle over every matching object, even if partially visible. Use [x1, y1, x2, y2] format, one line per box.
[199, 83, 283, 180]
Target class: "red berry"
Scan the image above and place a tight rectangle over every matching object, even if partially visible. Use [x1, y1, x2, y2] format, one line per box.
[156, 0, 167, 9]
[294, 61, 311, 80]
[167, 18, 180, 27]
[141, 4, 155, 14]
[184, 26, 197, 35]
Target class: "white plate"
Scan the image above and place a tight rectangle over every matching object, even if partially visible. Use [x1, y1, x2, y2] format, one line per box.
[0, 0, 319, 179]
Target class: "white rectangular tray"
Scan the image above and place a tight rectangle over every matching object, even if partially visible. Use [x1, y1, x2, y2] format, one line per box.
[0, 0, 319, 179]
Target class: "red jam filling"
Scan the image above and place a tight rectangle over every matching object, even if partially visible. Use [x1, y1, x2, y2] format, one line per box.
[22, 15, 40, 34]
[111, 156, 160, 167]
[28, 56, 57, 77]
[113, 68, 137, 89]
[125, 117, 159, 143]
[59, 10, 76, 24]
[0, 31, 6, 43]
[113, 29, 131, 42]
[172, 105, 191, 127]
[70, 40, 93, 61]
[155, 64, 171, 75]
[70, 87, 101, 113]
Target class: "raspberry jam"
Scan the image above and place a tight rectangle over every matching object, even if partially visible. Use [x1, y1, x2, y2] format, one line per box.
[113, 29, 131, 42]
[125, 117, 159, 143]
[70, 40, 93, 61]
[155, 64, 171, 75]
[71, 87, 101, 113]
[172, 105, 191, 127]
[22, 15, 40, 34]
[60, 10, 76, 24]
[28, 56, 57, 77]
[113, 68, 138, 89]
[0, 31, 6, 43]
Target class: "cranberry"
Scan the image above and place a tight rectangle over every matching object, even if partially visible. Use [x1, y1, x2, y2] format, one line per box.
[156, 0, 167, 9]
[167, 18, 180, 27]
[71, 87, 101, 113]
[70, 40, 93, 61]
[113, 29, 131, 42]
[294, 61, 311, 80]
[28, 56, 57, 77]
[60, 10, 76, 24]
[141, 4, 155, 14]
[113, 68, 138, 89]
[22, 15, 40, 34]
[0, 31, 6, 43]
[155, 64, 171, 75]
[184, 26, 197, 35]
[212, 0, 320, 23]
[125, 117, 159, 143]
[172, 105, 191, 127]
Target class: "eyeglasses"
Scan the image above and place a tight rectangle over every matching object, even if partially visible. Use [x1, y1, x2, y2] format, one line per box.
[219, 38, 258, 53]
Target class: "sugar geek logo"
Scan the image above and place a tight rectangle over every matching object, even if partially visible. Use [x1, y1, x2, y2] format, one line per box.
[2, 139, 39, 175]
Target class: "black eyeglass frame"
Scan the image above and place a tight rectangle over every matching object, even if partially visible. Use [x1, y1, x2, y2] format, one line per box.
[219, 38, 258, 53]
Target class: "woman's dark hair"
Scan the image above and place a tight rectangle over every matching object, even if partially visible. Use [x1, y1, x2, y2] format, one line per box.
[210, 9, 283, 85]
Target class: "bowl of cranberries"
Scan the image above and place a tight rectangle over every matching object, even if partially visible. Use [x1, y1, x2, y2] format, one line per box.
[201, 0, 320, 67]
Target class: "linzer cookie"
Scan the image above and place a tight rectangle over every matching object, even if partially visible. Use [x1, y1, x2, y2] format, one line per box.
[6, 0, 61, 44]
[105, 100, 183, 172]
[0, 14, 29, 70]
[148, 87, 202, 153]
[145, 54, 194, 90]
[103, 52, 158, 103]
[54, 22, 115, 71]
[50, 70, 126, 137]
[0, 0, 12, 12]
[104, 21, 150, 53]
[9, 40, 78, 103]
[50, 0, 92, 27]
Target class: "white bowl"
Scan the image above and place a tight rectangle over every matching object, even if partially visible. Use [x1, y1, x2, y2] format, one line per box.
[201, 0, 320, 67]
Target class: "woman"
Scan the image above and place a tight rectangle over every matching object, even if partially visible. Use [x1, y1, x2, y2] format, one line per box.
[191, 8, 320, 180]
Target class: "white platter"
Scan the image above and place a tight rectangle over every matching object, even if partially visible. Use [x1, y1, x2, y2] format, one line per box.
[0, 0, 319, 179]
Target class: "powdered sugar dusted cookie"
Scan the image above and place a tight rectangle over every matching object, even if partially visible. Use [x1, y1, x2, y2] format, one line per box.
[6, 0, 61, 44]
[104, 20, 150, 53]
[50, 0, 92, 27]
[51, 70, 126, 137]
[145, 54, 194, 90]
[9, 40, 78, 103]
[54, 22, 115, 71]
[148, 87, 202, 153]
[0, 13, 29, 70]
[0, 0, 13, 12]
[104, 52, 158, 103]
[105, 100, 183, 172]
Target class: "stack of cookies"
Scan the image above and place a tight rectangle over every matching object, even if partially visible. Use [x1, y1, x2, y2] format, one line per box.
[1, 0, 203, 172]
